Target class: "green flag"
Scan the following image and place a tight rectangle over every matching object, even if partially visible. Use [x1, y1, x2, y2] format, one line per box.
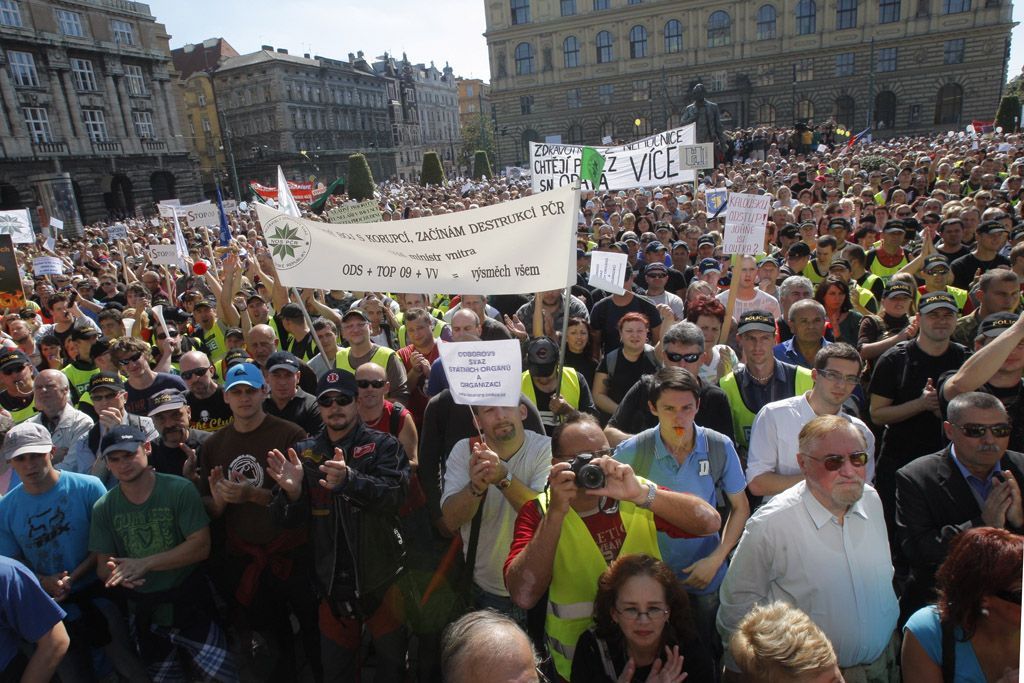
[580, 147, 605, 188]
[309, 176, 347, 214]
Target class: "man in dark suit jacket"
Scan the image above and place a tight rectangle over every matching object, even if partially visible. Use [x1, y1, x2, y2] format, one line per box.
[895, 391, 1024, 623]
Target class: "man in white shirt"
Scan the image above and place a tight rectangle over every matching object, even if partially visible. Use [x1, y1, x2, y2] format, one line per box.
[716, 254, 782, 320]
[718, 415, 900, 681]
[440, 403, 550, 623]
[747, 343, 874, 498]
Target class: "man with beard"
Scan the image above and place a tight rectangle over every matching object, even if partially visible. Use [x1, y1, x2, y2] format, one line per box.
[179, 351, 231, 433]
[718, 416, 900, 680]
[147, 389, 209, 480]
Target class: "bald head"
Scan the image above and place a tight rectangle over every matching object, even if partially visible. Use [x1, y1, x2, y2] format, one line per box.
[451, 309, 482, 342]
[246, 324, 278, 364]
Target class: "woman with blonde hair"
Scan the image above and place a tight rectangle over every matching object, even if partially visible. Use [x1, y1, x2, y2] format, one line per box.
[729, 602, 843, 682]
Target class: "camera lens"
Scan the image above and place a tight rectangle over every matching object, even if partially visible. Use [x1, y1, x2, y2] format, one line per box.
[576, 464, 605, 490]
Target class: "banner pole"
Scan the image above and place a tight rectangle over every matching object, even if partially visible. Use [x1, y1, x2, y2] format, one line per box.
[719, 253, 741, 345]
[288, 287, 329, 362]
[555, 179, 582, 399]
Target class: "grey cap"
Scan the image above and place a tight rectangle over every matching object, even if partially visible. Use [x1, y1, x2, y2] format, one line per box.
[2, 422, 52, 461]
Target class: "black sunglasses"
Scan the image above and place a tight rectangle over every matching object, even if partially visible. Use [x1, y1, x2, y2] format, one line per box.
[180, 366, 209, 380]
[357, 379, 386, 389]
[803, 451, 870, 471]
[116, 352, 143, 367]
[952, 423, 1013, 438]
[665, 351, 701, 363]
[157, 330, 180, 340]
[317, 394, 354, 407]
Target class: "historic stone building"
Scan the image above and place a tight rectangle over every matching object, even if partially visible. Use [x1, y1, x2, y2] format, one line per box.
[0, 0, 201, 226]
[214, 47, 397, 187]
[484, 0, 1015, 166]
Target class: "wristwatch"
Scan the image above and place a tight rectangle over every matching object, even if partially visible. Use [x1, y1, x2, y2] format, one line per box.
[637, 482, 657, 509]
[497, 468, 513, 490]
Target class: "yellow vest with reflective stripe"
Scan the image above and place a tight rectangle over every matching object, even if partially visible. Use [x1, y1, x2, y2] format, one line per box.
[537, 489, 661, 680]
[868, 252, 908, 284]
[719, 366, 814, 449]
[521, 368, 580, 410]
[62, 364, 98, 399]
[335, 345, 395, 374]
[199, 323, 227, 363]
[397, 318, 445, 349]
[10, 398, 36, 424]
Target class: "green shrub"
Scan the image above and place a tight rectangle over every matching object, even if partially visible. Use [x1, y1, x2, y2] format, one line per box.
[347, 154, 375, 200]
[472, 150, 493, 180]
[420, 151, 446, 186]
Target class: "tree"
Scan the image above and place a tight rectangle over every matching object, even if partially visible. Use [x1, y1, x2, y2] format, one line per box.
[461, 116, 496, 169]
[347, 153, 375, 200]
[996, 95, 1020, 133]
[472, 151, 493, 180]
[420, 151, 446, 186]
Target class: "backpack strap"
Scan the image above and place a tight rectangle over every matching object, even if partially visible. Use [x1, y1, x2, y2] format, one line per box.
[389, 402, 406, 436]
[631, 429, 657, 480]
[940, 618, 956, 683]
[606, 348, 620, 377]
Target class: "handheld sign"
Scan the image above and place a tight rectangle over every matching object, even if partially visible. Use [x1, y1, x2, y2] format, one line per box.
[106, 224, 128, 241]
[49, 217, 63, 231]
[0, 209, 34, 244]
[438, 339, 522, 407]
[149, 244, 178, 265]
[722, 193, 772, 255]
[32, 257, 63, 277]
[706, 188, 728, 218]
[588, 250, 628, 295]
[678, 143, 714, 171]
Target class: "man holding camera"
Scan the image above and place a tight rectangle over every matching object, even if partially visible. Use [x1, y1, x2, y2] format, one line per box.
[504, 412, 720, 681]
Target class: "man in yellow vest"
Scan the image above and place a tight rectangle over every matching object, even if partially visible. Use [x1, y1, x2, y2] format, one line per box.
[503, 412, 720, 680]
[0, 350, 37, 423]
[521, 337, 596, 436]
[335, 309, 410, 404]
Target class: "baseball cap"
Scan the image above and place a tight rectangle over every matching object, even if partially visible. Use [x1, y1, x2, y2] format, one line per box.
[737, 310, 777, 335]
[779, 224, 800, 239]
[525, 337, 559, 376]
[883, 282, 915, 299]
[883, 220, 906, 233]
[698, 258, 722, 274]
[697, 236, 716, 248]
[828, 258, 851, 271]
[923, 255, 951, 272]
[223, 348, 251, 369]
[99, 424, 149, 458]
[644, 241, 666, 253]
[70, 324, 100, 341]
[88, 372, 125, 395]
[977, 220, 1009, 235]
[316, 369, 358, 399]
[918, 291, 958, 314]
[757, 255, 779, 267]
[148, 389, 187, 416]
[224, 362, 265, 390]
[621, 231, 639, 244]
[2, 422, 52, 461]
[266, 351, 301, 374]
[0, 350, 29, 372]
[671, 240, 689, 251]
[787, 242, 811, 258]
[193, 297, 215, 309]
[978, 312, 1019, 339]
[342, 308, 369, 322]
[645, 261, 668, 274]
[245, 291, 267, 303]
[828, 218, 852, 232]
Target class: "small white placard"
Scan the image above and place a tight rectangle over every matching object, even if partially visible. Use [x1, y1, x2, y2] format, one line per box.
[588, 250, 628, 296]
[438, 339, 523, 407]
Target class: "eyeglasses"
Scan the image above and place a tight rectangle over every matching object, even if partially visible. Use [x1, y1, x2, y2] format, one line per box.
[646, 272, 668, 279]
[803, 451, 870, 471]
[180, 366, 209, 381]
[1, 364, 26, 375]
[665, 351, 701, 363]
[317, 394, 354, 407]
[116, 352, 144, 367]
[993, 588, 1022, 604]
[816, 368, 861, 385]
[157, 331, 180, 340]
[614, 605, 670, 621]
[952, 423, 1013, 438]
[356, 379, 386, 389]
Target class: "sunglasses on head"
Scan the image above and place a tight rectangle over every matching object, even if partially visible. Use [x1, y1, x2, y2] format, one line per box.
[157, 330, 179, 340]
[357, 379, 386, 389]
[665, 351, 701, 363]
[804, 451, 870, 471]
[116, 352, 143, 367]
[180, 366, 209, 380]
[952, 423, 1013, 438]
[317, 394, 354, 407]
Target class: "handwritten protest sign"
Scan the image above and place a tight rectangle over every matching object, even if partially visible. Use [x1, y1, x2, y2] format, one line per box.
[0, 209, 34, 244]
[678, 143, 714, 171]
[438, 339, 522, 407]
[326, 200, 382, 225]
[32, 257, 63, 276]
[106, 224, 128, 241]
[722, 193, 772, 255]
[588, 250, 628, 295]
[149, 244, 179, 265]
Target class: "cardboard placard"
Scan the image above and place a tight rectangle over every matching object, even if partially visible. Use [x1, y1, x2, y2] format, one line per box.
[438, 339, 522, 407]
[32, 257, 63, 276]
[677, 143, 715, 171]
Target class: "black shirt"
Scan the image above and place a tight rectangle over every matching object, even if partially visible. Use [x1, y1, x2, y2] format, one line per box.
[264, 388, 323, 436]
[186, 386, 233, 433]
[149, 429, 211, 478]
[590, 295, 663, 355]
[951, 251, 1011, 289]
[596, 348, 659, 405]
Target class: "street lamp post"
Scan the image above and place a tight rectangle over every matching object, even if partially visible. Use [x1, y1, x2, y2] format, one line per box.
[218, 110, 242, 200]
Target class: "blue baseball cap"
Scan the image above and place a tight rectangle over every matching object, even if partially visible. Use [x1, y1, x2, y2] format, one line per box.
[224, 362, 265, 390]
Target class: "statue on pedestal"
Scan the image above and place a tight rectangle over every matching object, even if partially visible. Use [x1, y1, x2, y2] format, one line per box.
[680, 83, 726, 153]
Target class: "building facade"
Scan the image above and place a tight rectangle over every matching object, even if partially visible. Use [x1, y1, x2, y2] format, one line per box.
[484, 0, 1015, 166]
[0, 0, 201, 224]
[214, 47, 397, 187]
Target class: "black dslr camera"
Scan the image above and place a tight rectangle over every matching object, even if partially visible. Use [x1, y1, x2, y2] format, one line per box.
[569, 453, 606, 490]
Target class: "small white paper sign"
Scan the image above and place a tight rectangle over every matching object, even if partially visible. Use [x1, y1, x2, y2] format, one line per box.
[723, 193, 772, 255]
[149, 244, 178, 265]
[107, 224, 128, 241]
[32, 257, 63, 276]
[588, 250, 629, 295]
[999, 143, 1011, 152]
[817, 144, 828, 153]
[44, 236, 55, 252]
[601, 135, 613, 145]
[49, 217, 63, 231]
[438, 339, 522, 407]
[678, 143, 715, 171]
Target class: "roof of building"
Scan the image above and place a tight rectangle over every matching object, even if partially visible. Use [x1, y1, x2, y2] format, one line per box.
[170, 38, 239, 79]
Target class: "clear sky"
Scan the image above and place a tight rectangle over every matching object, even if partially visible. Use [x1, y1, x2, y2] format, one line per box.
[158, 0, 1024, 87]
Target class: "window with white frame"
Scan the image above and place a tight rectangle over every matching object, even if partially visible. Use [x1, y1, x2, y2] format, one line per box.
[111, 19, 134, 45]
[24, 107, 51, 142]
[8, 51, 38, 87]
[70, 59, 97, 91]
[124, 65, 147, 96]
[82, 109, 107, 142]
[0, 0, 22, 27]
[56, 9, 84, 36]
[132, 110, 154, 138]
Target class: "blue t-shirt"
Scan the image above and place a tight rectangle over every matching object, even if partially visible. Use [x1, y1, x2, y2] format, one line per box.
[614, 426, 746, 595]
[0, 471, 106, 588]
[904, 605, 985, 682]
[0, 556, 66, 670]
[426, 357, 448, 397]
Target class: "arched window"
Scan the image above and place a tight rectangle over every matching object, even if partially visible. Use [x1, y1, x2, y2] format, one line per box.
[795, 99, 814, 121]
[514, 42, 534, 75]
[934, 83, 963, 124]
[707, 11, 731, 47]
[756, 5, 777, 40]
[596, 30, 613, 63]
[510, 0, 530, 25]
[874, 90, 897, 128]
[600, 120, 615, 138]
[664, 20, 683, 53]
[834, 95, 856, 127]
[796, 0, 816, 34]
[566, 123, 584, 144]
[758, 103, 776, 125]
[629, 25, 648, 58]
[836, 0, 858, 29]
[563, 36, 580, 68]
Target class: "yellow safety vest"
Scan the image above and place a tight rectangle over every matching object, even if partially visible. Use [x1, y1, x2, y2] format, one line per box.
[520, 368, 581, 409]
[286, 333, 317, 362]
[9, 398, 36, 424]
[802, 260, 828, 285]
[335, 345, 395, 374]
[62, 364, 99, 400]
[868, 252, 908, 284]
[397, 318, 445, 349]
[719, 366, 814, 449]
[537, 489, 662, 680]
[199, 323, 227, 363]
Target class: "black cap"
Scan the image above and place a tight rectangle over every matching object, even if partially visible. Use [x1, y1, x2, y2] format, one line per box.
[90, 337, 112, 359]
[923, 255, 951, 272]
[737, 310, 777, 335]
[0, 350, 29, 372]
[883, 220, 906, 233]
[828, 258, 852, 271]
[779, 223, 800, 239]
[223, 348, 251, 369]
[918, 291, 959, 315]
[193, 297, 215, 309]
[978, 312, 1019, 338]
[225, 327, 244, 340]
[978, 220, 1009, 235]
[342, 308, 369, 322]
[88, 372, 125, 395]
[696, 236, 716, 248]
[525, 337, 559, 376]
[828, 218, 852, 232]
[99, 424, 149, 458]
[147, 388, 188, 416]
[316, 369, 358, 398]
[644, 240, 666, 253]
[266, 351, 301, 374]
[70, 324, 100, 341]
[883, 282, 915, 299]
[787, 242, 811, 258]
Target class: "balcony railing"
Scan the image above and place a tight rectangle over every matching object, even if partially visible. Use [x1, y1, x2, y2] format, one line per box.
[32, 141, 69, 156]
[92, 140, 122, 153]
[142, 138, 166, 151]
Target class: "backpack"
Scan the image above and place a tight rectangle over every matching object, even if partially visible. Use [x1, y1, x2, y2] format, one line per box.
[629, 427, 730, 507]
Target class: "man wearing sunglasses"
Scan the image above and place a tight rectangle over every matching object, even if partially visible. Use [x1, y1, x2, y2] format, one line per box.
[0, 350, 37, 424]
[179, 351, 231, 433]
[354, 363, 417, 469]
[719, 415, 900, 680]
[895, 391, 1024, 624]
[109, 337, 186, 417]
[263, 351, 322, 437]
[266, 369, 410, 682]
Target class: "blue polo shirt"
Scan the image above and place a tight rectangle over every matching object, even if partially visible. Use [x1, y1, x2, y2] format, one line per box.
[950, 444, 1003, 507]
[773, 337, 831, 368]
[615, 425, 746, 595]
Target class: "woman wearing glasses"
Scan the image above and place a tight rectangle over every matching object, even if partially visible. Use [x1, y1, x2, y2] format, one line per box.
[901, 527, 1021, 682]
[570, 553, 713, 682]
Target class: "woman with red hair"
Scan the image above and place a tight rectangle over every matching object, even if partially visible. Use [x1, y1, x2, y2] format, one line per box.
[901, 527, 1021, 682]
[593, 312, 659, 421]
[684, 296, 738, 383]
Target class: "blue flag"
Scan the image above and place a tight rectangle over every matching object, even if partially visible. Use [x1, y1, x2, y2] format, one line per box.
[216, 185, 231, 247]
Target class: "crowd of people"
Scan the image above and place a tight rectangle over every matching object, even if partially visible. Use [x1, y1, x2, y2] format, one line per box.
[0, 125, 1022, 683]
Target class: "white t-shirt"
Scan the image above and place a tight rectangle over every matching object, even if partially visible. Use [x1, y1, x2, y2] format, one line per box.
[441, 429, 551, 596]
[717, 288, 782, 321]
[648, 291, 685, 320]
[746, 392, 875, 492]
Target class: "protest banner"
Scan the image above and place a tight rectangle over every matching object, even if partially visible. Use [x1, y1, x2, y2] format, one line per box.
[529, 125, 696, 192]
[327, 200, 382, 225]
[149, 244, 178, 265]
[0, 209, 34, 244]
[32, 257, 63, 276]
[678, 143, 714, 171]
[106, 224, 128, 241]
[49, 217, 63, 231]
[158, 199, 181, 207]
[158, 204, 176, 219]
[0, 235, 25, 311]
[722, 193, 772, 255]
[251, 180, 317, 202]
[174, 202, 219, 228]
[438, 339, 522, 407]
[588, 250, 628, 295]
[257, 185, 577, 295]
[706, 188, 728, 217]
